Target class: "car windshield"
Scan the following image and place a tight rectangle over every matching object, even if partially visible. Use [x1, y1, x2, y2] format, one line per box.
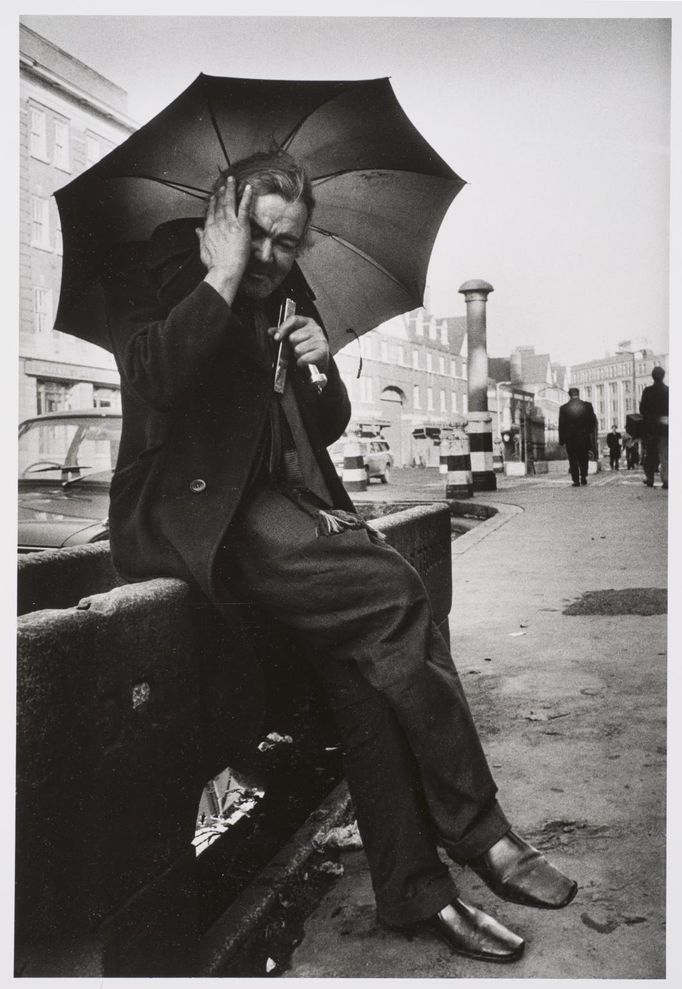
[18, 416, 121, 483]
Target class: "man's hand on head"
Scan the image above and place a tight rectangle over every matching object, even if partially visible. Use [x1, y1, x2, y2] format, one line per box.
[197, 177, 253, 306]
[270, 315, 330, 373]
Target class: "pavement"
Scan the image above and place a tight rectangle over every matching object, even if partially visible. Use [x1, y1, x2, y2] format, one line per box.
[282, 465, 670, 979]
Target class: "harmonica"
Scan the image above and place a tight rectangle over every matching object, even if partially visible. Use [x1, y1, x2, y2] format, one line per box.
[273, 298, 295, 394]
[274, 298, 328, 394]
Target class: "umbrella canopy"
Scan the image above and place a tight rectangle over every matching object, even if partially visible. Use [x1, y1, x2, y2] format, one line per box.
[55, 74, 465, 354]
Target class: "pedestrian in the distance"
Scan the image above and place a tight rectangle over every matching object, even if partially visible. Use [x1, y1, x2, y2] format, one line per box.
[640, 366, 669, 489]
[606, 426, 622, 471]
[621, 429, 637, 470]
[558, 387, 599, 486]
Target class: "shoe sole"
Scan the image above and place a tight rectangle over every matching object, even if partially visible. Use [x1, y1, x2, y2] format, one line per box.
[381, 918, 525, 963]
[429, 928, 525, 963]
[490, 879, 578, 910]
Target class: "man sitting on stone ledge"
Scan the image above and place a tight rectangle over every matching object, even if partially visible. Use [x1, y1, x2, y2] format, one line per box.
[103, 149, 577, 964]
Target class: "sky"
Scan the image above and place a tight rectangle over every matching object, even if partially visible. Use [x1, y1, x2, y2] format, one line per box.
[16, 6, 676, 369]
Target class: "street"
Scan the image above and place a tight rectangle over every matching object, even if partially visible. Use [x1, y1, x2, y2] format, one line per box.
[285, 464, 668, 979]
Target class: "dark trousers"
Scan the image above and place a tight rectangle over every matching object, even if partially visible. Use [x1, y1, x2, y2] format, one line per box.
[565, 439, 590, 483]
[224, 486, 510, 925]
[609, 449, 621, 470]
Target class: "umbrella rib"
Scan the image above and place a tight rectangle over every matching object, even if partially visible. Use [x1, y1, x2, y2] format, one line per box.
[311, 168, 463, 186]
[308, 224, 412, 295]
[106, 174, 210, 200]
[203, 75, 231, 168]
[278, 80, 372, 153]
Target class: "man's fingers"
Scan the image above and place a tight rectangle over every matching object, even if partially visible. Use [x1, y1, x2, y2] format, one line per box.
[237, 183, 253, 220]
[272, 315, 309, 340]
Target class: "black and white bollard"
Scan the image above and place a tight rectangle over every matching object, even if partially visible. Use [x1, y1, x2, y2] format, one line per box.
[445, 426, 473, 498]
[459, 279, 497, 493]
[467, 412, 496, 492]
[342, 438, 368, 492]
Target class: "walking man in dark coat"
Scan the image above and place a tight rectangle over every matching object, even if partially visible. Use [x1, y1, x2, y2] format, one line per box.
[103, 150, 576, 965]
[559, 387, 599, 486]
[606, 426, 622, 470]
[640, 366, 669, 489]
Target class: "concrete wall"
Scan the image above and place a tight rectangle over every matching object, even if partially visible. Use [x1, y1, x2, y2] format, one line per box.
[16, 503, 452, 976]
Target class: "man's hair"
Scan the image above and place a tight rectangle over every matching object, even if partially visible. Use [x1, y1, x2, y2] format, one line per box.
[568, 387, 580, 397]
[211, 150, 315, 249]
[652, 366, 665, 382]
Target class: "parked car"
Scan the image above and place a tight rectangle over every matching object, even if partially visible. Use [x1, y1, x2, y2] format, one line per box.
[328, 436, 394, 483]
[18, 409, 121, 552]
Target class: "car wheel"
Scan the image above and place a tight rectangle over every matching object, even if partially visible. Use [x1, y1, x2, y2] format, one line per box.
[380, 464, 390, 484]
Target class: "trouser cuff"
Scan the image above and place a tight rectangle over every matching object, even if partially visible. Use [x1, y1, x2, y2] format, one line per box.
[443, 800, 511, 865]
[376, 872, 459, 927]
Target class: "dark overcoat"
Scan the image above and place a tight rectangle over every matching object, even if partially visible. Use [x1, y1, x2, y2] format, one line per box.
[558, 397, 598, 450]
[103, 218, 354, 603]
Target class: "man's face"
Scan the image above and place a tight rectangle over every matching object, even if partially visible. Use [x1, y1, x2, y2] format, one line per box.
[239, 192, 308, 301]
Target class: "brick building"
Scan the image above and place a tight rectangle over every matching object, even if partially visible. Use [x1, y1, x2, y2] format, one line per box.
[334, 307, 469, 467]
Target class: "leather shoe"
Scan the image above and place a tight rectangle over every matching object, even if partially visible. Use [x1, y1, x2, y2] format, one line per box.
[468, 830, 577, 909]
[420, 898, 524, 962]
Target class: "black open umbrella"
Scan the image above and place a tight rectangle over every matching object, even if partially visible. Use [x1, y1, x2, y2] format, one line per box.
[55, 74, 465, 354]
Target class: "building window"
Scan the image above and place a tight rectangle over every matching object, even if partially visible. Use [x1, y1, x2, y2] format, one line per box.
[33, 287, 53, 333]
[36, 378, 72, 414]
[451, 392, 457, 413]
[31, 196, 51, 249]
[412, 349, 420, 369]
[440, 322, 448, 346]
[54, 215, 63, 256]
[413, 384, 421, 409]
[427, 387, 434, 411]
[440, 389, 446, 412]
[450, 359, 456, 377]
[53, 119, 71, 171]
[438, 356, 445, 375]
[462, 393, 468, 414]
[396, 345, 404, 365]
[380, 341, 388, 362]
[426, 353, 433, 373]
[86, 135, 101, 167]
[415, 314, 424, 337]
[359, 377, 374, 403]
[29, 107, 48, 160]
[93, 386, 121, 410]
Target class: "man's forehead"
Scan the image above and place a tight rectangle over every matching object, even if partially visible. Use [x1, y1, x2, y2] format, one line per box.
[250, 193, 308, 237]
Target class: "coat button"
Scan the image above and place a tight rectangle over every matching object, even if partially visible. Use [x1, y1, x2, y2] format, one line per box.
[189, 478, 206, 493]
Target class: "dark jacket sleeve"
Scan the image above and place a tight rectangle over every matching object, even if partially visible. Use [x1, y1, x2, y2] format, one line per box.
[315, 357, 351, 445]
[558, 405, 567, 446]
[103, 238, 263, 413]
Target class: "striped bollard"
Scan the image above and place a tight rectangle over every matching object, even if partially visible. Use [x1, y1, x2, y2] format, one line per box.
[342, 438, 368, 492]
[467, 412, 497, 492]
[445, 428, 473, 498]
[439, 451, 448, 475]
[493, 444, 504, 473]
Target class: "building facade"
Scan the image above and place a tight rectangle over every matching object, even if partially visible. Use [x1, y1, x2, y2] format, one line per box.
[569, 344, 669, 442]
[488, 346, 568, 463]
[19, 24, 136, 422]
[335, 308, 469, 467]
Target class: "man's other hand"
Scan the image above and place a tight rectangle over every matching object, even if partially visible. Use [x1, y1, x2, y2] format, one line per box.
[198, 177, 253, 304]
[271, 315, 330, 372]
